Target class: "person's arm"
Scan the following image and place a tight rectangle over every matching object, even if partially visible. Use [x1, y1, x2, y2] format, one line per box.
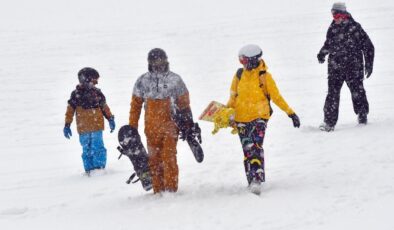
[173, 77, 202, 143]
[266, 73, 294, 115]
[65, 91, 77, 126]
[65, 105, 75, 126]
[96, 89, 115, 132]
[266, 73, 300, 127]
[318, 26, 332, 63]
[174, 76, 193, 129]
[226, 75, 239, 108]
[129, 96, 143, 128]
[129, 77, 144, 128]
[98, 90, 113, 120]
[64, 92, 76, 138]
[359, 24, 374, 77]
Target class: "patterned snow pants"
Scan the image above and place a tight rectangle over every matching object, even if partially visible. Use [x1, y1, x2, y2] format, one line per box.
[79, 131, 107, 172]
[237, 118, 267, 185]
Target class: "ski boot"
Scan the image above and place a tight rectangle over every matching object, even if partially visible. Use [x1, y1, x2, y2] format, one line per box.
[358, 113, 368, 125]
[248, 169, 264, 195]
[319, 123, 335, 132]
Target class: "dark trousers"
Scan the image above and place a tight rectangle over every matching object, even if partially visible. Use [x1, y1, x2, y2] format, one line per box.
[324, 76, 369, 127]
[237, 119, 267, 184]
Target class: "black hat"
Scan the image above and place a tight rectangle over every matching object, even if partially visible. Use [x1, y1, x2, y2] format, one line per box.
[148, 48, 169, 73]
[332, 2, 347, 13]
[78, 67, 99, 84]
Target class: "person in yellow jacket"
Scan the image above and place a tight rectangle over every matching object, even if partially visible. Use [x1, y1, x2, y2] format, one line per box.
[227, 44, 300, 194]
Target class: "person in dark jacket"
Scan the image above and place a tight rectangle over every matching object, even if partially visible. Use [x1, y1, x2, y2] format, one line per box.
[129, 48, 201, 194]
[64, 67, 115, 175]
[317, 2, 374, 131]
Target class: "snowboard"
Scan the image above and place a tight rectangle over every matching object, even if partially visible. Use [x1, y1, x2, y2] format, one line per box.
[173, 110, 204, 163]
[117, 125, 152, 191]
[184, 123, 204, 163]
[199, 100, 237, 135]
[198, 101, 226, 122]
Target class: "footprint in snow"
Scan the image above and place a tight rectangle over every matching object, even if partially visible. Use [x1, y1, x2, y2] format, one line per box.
[0, 207, 28, 216]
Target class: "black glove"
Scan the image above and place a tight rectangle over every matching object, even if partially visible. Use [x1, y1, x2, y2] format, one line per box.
[180, 123, 202, 144]
[317, 53, 325, 64]
[365, 65, 373, 78]
[108, 115, 115, 133]
[289, 114, 300, 128]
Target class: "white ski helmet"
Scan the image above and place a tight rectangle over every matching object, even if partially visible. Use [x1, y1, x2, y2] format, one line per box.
[238, 44, 263, 70]
[238, 44, 263, 58]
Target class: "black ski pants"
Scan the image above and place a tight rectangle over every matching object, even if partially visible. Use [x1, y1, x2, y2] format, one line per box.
[324, 75, 369, 127]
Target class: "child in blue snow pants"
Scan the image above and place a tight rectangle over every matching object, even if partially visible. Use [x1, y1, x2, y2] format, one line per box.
[79, 131, 107, 172]
[63, 67, 115, 174]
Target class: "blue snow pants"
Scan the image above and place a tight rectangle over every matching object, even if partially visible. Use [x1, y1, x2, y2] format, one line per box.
[79, 131, 107, 172]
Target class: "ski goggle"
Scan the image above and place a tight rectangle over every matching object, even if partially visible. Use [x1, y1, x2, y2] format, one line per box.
[332, 12, 348, 20]
[239, 55, 249, 65]
[149, 58, 168, 66]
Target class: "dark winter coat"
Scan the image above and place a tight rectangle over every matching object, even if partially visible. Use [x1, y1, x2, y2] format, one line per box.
[129, 71, 191, 131]
[65, 84, 113, 134]
[129, 70, 192, 193]
[319, 15, 374, 80]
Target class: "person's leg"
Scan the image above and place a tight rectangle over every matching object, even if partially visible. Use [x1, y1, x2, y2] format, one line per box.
[323, 76, 345, 127]
[146, 133, 165, 194]
[79, 132, 93, 172]
[346, 77, 369, 119]
[161, 123, 179, 192]
[250, 119, 267, 183]
[90, 131, 107, 169]
[237, 123, 252, 185]
[237, 120, 266, 185]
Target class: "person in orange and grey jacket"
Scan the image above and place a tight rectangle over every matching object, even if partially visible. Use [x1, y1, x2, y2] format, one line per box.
[129, 48, 201, 194]
[227, 44, 300, 194]
[318, 2, 374, 132]
[64, 67, 115, 175]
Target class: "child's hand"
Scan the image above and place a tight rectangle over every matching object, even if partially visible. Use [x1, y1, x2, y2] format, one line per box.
[109, 116, 116, 133]
[63, 125, 72, 139]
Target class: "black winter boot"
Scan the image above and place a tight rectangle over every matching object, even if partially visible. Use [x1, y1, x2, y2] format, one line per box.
[358, 114, 368, 125]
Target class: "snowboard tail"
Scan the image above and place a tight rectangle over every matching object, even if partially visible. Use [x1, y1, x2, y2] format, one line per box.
[186, 130, 204, 163]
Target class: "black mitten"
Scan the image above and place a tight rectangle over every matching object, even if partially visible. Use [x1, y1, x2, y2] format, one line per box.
[289, 113, 301, 128]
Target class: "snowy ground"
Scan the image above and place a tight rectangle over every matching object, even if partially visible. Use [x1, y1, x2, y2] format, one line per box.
[1, 0, 394, 229]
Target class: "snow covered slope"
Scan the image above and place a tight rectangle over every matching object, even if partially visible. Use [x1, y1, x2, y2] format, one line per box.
[1, 0, 393, 229]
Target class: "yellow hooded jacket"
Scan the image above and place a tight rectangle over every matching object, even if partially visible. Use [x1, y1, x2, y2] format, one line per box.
[227, 60, 294, 122]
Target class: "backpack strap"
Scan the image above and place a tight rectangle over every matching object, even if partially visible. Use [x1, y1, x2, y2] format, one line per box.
[236, 68, 243, 80]
[258, 71, 273, 115]
[258, 70, 268, 98]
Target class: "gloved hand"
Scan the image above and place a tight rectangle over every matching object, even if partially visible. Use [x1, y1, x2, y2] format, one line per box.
[108, 116, 115, 133]
[317, 53, 325, 64]
[63, 124, 72, 139]
[289, 113, 300, 128]
[365, 65, 373, 78]
[180, 123, 202, 144]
